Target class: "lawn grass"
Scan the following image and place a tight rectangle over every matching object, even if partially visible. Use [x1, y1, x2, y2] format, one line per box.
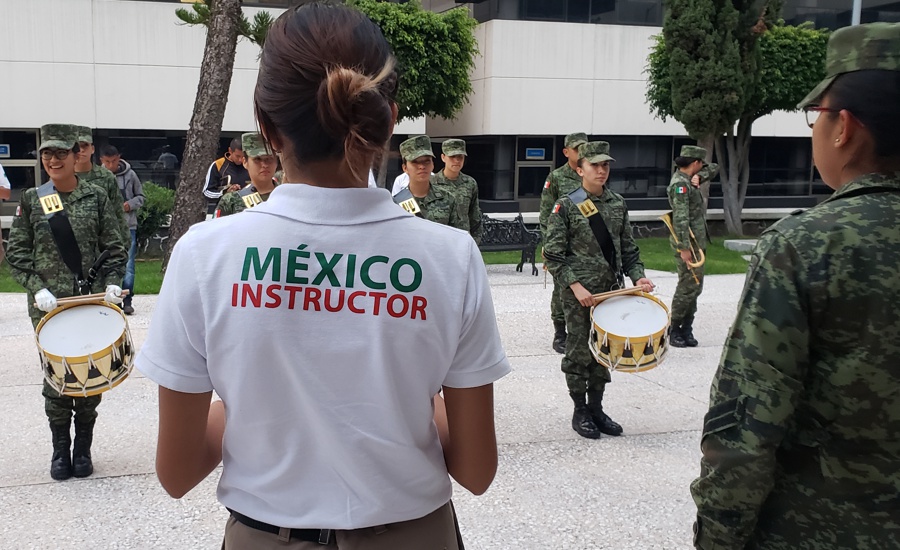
[0, 237, 748, 294]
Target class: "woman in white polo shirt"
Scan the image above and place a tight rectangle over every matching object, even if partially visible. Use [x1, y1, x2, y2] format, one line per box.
[136, 4, 510, 549]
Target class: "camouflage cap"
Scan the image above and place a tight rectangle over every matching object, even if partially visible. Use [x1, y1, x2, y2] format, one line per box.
[75, 125, 93, 144]
[399, 135, 434, 161]
[579, 141, 615, 163]
[39, 124, 80, 151]
[564, 132, 589, 150]
[680, 145, 708, 161]
[798, 22, 900, 108]
[442, 138, 467, 157]
[241, 132, 270, 158]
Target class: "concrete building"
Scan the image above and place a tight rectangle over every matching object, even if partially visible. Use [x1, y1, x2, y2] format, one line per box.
[1, 0, 898, 220]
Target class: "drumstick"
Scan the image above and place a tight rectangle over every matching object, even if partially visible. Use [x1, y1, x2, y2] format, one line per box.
[36, 290, 130, 308]
[591, 286, 645, 305]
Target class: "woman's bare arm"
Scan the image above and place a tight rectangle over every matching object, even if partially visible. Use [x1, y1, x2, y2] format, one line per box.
[440, 384, 498, 495]
[156, 388, 225, 498]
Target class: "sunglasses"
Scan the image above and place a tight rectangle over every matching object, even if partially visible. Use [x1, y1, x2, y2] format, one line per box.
[40, 149, 73, 161]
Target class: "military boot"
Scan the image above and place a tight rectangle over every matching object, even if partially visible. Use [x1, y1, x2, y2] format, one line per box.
[669, 324, 688, 348]
[552, 322, 567, 354]
[72, 420, 95, 478]
[682, 318, 699, 347]
[49, 423, 72, 481]
[569, 392, 602, 439]
[587, 389, 623, 436]
[122, 296, 134, 316]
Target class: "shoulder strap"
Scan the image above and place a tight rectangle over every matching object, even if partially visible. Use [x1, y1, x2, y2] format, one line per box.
[835, 185, 900, 202]
[238, 185, 257, 197]
[37, 182, 87, 291]
[565, 187, 621, 286]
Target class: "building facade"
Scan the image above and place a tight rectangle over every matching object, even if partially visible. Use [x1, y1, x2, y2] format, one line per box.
[1, 0, 898, 218]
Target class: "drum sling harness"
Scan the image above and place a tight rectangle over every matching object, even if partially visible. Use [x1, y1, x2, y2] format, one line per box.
[567, 187, 624, 288]
[37, 182, 111, 296]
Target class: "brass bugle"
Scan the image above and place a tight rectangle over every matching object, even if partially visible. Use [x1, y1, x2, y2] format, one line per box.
[659, 211, 705, 282]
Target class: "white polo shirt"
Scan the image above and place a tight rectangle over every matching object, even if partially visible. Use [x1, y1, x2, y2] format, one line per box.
[0, 164, 10, 191]
[137, 184, 510, 530]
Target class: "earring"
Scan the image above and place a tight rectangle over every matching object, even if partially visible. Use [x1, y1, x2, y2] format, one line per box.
[834, 139, 840, 143]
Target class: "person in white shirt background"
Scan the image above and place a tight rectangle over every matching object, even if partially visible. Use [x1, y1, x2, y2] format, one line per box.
[0, 163, 10, 264]
[136, 4, 510, 549]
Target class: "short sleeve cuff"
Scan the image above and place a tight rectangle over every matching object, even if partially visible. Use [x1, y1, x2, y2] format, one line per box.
[443, 356, 512, 389]
[136, 353, 214, 394]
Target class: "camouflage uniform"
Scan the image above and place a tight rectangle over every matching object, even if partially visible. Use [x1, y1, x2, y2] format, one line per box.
[6, 124, 127, 480]
[691, 23, 900, 550]
[544, 142, 645, 438]
[394, 135, 460, 228]
[540, 133, 588, 346]
[214, 133, 276, 217]
[431, 139, 483, 243]
[668, 145, 709, 343]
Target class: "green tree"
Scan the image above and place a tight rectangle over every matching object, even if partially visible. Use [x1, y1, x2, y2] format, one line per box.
[163, 0, 275, 271]
[647, 0, 805, 235]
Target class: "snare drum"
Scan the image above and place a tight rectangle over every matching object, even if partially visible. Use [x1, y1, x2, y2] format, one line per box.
[588, 293, 670, 373]
[35, 301, 134, 397]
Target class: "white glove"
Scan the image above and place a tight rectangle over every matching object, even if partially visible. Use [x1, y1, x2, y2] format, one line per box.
[35, 288, 57, 312]
[105, 285, 124, 304]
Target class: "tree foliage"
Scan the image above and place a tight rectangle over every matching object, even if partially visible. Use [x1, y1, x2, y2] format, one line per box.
[349, 0, 478, 122]
[176, 0, 274, 48]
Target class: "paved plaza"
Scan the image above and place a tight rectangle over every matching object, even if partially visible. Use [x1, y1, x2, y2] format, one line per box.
[0, 264, 746, 549]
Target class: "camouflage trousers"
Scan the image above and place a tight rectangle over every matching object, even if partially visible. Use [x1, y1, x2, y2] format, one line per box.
[550, 278, 565, 326]
[42, 380, 101, 426]
[670, 248, 706, 326]
[561, 287, 611, 394]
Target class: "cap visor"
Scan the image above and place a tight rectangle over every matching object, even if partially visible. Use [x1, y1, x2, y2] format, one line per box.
[39, 139, 73, 151]
[586, 154, 615, 163]
[797, 76, 835, 109]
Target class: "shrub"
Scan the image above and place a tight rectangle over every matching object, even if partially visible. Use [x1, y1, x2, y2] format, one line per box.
[137, 182, 175, 252]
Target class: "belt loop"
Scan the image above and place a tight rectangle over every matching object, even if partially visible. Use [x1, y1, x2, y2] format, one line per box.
[277, 527, 291, 543]
[318, 529, 333, 544]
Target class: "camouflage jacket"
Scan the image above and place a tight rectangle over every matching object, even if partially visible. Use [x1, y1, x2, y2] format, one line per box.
[394, 185, 459, 228]
[214, 185, 272, 217]
[7, 180, 129, 326]
[539, 163, 582, 238]
[691, 172, 900, 549]
[431, 171, 483, 243]
[543, 186, 645, 293]
[667, 170, 708, 250]
[77, 164, 122, 212]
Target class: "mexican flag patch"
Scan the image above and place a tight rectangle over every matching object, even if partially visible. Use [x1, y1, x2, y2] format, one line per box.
[544, 181, 551, 189]
[552, 204, 561, 214]
[676, 185, 688, 194]
[15, 205, 21, 216]
[214, 209, 222, 218]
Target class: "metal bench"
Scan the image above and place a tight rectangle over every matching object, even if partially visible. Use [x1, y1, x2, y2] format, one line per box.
[478, 214, 541, 276]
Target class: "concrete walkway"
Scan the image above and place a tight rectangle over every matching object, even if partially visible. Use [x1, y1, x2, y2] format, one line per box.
[0, 266, 744, 549]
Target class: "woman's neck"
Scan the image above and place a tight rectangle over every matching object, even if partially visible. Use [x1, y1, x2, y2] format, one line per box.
[282, 157, 369, 188]
[408, 177, 430, 198]
[53, 176, 78, 192]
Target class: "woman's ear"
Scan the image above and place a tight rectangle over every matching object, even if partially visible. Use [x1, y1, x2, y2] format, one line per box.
[835, 109, 859, 149]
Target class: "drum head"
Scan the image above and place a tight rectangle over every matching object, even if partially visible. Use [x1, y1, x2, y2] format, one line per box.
[591, 295, 668, 336]
[38, 304, 126, 357]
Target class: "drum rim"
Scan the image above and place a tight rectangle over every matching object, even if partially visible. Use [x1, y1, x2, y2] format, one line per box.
[35, 300, 129, 364]
[589, 291, 670, 342]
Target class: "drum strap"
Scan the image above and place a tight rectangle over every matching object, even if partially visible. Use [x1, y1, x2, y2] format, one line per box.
[36, 182, 110, 295]
[567, 187, 623, 287]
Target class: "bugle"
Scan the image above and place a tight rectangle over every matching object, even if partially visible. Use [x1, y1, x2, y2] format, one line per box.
[659, 211, 705, 283]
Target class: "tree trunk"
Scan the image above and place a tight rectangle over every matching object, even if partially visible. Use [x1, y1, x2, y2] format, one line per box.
[162, 0, 242, 272]
[720, 133, 742, 236]
[697, 134, 716, 214]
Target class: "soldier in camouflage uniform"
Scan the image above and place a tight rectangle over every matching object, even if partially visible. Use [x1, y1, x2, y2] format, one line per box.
[667, 145, 709, 348]
[540, 132, 589, 354]
[392, 135, 458, 227]
[6, 124, 128, 482]
[214, 133, 278, 217]
[544, 142, 654, 439]
[431, 139, 483, 243]
[74, 126, 127, 229]
[691, 23, 900, 549]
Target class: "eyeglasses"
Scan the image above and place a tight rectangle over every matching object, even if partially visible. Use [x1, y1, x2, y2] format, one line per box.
[40, 149, 72, 161]
[804, 106, 841, 128]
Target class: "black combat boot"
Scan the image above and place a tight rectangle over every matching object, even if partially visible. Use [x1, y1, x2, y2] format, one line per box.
[122, 296, 134, 316]
[72, 420, 95, 478]
[587, 389, 623, 436]
[552, 322, 567, 354]
[49, 423, 72, 481]
[669, 324, 688, 348]
[569, 392, 602, 439]
[682, 317, 699, 347]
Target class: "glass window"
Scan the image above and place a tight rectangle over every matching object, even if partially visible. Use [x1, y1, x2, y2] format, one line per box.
[568, 0, 591, 22]
[0, 130, 38, 161]
[517, 137, 555, 162]
[616, 0, 662, 25]
[521, 0, 566, 21]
